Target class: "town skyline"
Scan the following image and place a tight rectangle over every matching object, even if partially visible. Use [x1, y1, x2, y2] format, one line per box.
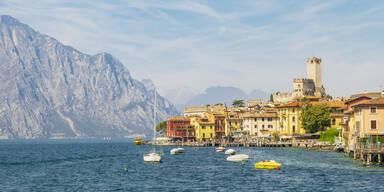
[1, 0, 384, 98]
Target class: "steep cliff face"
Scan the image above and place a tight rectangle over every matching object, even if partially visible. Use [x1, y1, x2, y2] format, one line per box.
[0, 15, 178, 139]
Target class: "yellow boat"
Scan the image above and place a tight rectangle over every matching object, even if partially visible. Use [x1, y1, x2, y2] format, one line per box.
[134, 138, 143, 145]
[254, 160, 281, 170]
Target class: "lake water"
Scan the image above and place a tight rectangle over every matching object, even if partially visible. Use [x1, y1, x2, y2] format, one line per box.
[0, 140, 383, 191]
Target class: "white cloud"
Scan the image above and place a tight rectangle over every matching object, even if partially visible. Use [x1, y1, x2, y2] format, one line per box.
[0, 0, 383, 99]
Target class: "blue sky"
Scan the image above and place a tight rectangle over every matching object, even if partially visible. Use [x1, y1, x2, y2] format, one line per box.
[1, 0, 384, 98]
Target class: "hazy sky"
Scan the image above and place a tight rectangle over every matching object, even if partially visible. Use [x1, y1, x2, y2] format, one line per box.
[1, 0, 384, 97]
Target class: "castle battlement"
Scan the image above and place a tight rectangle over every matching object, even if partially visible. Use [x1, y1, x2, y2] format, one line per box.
[293, 78, 314, 83]
[307, 57, 322, 64]
[274, 57, 326, 103]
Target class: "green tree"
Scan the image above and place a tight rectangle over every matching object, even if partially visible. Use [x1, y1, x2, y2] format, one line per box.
[300, 97, 311, 111]
[232, 99, 245, 107]
[156, 121, 167, 132]
[270, 94, 274, 102]
[214, 103, 223, 106]
[301, 104, 331, 133]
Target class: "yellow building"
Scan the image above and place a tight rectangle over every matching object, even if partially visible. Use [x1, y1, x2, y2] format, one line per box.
[224, 112, 242, 137]
[190, 116, 215, 142]
[276, 101, 305, 136]
[330, 113, 343, 130]
[341, 96, 371, 152]
[353, 97, 384, 139]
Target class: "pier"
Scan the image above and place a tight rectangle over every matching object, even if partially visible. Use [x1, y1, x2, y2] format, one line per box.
[352, 143, 384, 165]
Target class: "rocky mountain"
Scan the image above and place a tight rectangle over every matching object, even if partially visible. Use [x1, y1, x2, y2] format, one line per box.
[186, 86, 269, 107]
[0, 15, 179, 139]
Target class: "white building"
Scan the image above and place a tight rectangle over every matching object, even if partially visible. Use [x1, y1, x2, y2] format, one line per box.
[243, 112, 279, 137]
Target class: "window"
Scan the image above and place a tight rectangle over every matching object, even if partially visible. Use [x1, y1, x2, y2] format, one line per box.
[262, 125, 265, 129]
[332, 119, 336, 125]
[268, 117, 272, 122]
[254, 118, 257, 121]
[262, 118, 265, 122]
[210, 133, 213, 138]
[203, 133, 205, 137]
[292, 116, 296, 122]
[293, 125, 296, 133]
[254, 125, 257, 128]
[268, 125, 273, 128]
[202, 126, 206, 129]
[371, 120, 377, 129]
[210, 125, 213, 129]
[371, 107, 377, 113]
[235, 122, 238, 125]
[293, 109, 295, 113]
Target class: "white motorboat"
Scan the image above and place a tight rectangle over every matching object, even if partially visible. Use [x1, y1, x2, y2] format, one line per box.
[170, 147, 185, 155]
[216, 146, 225, 152]
[226, 154, 249, 162]
[176, 147, 185, 153]
[143, 89, 162, 163]
[170, 148, 179, 155]
[225, 149, 236, 155]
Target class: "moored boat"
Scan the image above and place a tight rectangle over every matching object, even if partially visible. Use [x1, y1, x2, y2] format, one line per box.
[143, 89, 162, 163]
[134, 137, 143, 145]
[226, 154, 249, 162]
[176, 147, 185, 153]
[225, 149, 235, 155]
[254, 160, 281, 170]
[216, 146, 225, 152]
[170, 148, 180, 155]
[144, 152, 162, 162]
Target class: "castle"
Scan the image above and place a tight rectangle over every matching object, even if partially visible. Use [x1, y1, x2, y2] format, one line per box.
[274, 57, 326, 103]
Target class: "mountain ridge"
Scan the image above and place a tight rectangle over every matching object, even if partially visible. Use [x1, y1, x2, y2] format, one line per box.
[0, 15, 178, 139]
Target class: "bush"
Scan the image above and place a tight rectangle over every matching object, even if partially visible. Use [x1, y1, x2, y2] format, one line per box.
[319, 128, 340, 144]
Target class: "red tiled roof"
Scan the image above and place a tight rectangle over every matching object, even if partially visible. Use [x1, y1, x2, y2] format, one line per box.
[276, 101, 301, 108]
[353, 97, 384, 107]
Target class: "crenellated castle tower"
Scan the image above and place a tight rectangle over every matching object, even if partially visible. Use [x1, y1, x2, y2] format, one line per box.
[273, 57, 326, 103]
[306, 57, 325, 97]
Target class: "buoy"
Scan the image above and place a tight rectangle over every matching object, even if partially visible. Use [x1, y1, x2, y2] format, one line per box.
[241, 162, 245, 166]
[124, 168, 128, 172]
[276, 167, 280, 170]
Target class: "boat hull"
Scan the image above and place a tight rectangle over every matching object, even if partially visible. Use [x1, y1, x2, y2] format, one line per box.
[225, 149, 235, 155]
[226, 154, 249, 162]
[254, 161, 281, 169]
[144, 152, 162, 162]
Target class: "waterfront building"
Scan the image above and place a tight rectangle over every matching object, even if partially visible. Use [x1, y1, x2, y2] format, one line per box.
[276, 101, 305, 136]
[352, 97, 384, 140]
[165, 116, 195, 142]
[341, 96, 373, 152]
[205, 112, 226, 142]
[184, 105, 226, 117]
[224, 112, 243, 138]
[190, 116, 215, 142]
[243, 112, 279, 137]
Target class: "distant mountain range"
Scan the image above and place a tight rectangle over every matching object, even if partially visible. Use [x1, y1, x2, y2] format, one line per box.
[163, 86, 269, 111]
[0, 15, 178, 139]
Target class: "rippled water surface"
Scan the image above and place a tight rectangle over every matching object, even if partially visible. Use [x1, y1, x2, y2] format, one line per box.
[0, 140, 383, 191]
